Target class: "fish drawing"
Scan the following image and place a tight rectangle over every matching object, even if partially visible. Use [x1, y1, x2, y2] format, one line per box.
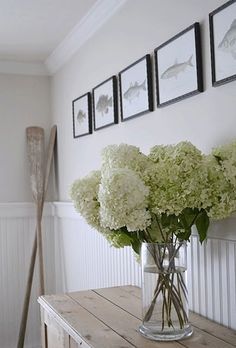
[161, 55, 194, 79]
[96, 94, 112, 116]
[218, 19, 236, 59]
[77, 109, 86, 124]
[123, 80, 146, 103]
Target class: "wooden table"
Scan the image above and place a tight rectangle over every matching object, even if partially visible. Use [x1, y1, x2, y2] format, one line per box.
[38, 285, 236, 348]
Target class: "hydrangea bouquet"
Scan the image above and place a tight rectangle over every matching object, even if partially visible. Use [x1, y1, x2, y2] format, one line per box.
[70, 141, 236, 249]
[70, 141, 236, 340]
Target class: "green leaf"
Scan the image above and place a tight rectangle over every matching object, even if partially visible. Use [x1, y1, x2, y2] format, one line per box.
[195, 210, 209, 243]
[179, 214, 189, 231]
[119, 230, 142, 255]
[181, 208, 199, 228]
[161, 214, 179, 228]
[131, 239, 141, 255]
[109, 232, 132, 248]
[147, 215, 163, 242]
[176, 229, 192, 242]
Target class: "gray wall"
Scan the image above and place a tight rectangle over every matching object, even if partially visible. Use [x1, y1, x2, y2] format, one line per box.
[0, 73, 51, 202]
[51, 0, 236, 200]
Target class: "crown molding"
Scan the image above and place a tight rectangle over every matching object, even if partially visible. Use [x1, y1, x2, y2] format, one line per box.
[45, 0, 128, 75]
[0, 60, 49, 76]
[0, 0, 127, 76]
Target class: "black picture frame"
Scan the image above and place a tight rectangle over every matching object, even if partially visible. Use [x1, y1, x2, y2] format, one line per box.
[209, 0, 236, 87]
[154, 22, 203, 107]
[72, 92, 92, 138]
[119, 54, 153, 121]
[92, 76, 118, 131]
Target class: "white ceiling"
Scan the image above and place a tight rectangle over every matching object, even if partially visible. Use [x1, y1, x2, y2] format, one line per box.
[0, 0, 127, 75]
[0, 0, 97, 62]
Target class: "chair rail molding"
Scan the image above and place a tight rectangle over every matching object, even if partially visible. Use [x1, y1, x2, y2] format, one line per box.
[0, 202, 52, 218]
[45, 0, 128, 74]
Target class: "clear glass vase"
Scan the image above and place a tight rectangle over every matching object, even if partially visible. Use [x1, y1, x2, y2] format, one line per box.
[139, 242, 193, 341]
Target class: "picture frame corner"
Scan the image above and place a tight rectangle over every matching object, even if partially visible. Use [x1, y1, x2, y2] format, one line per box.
[154, 22, 203, 107]
[92, 74, 118, 131]
[119, 54, 154, 121]
[208, 0, 236, 87]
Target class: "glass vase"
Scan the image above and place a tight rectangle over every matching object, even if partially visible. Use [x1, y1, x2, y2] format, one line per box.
[139, 242, 193, 341]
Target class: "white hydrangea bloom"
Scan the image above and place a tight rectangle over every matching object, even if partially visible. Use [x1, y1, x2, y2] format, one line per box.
[101, 143, 150, 177]
[212, 141, 236, 187]
[126, 210, 151, 231]
[70, 171, 101, 230]
[204, 155, 236, 219]
[98, 168, 151, 232]
[146, 141, 207, 215]
[70, 140, 236, 248]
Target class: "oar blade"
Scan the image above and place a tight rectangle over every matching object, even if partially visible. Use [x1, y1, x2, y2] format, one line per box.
[26, 127, 45, 202]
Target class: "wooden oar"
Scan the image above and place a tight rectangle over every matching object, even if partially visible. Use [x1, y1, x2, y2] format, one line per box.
[27, 127, 45, 294]
[26, 127, 45, 295]
[17, 125, 57, 348]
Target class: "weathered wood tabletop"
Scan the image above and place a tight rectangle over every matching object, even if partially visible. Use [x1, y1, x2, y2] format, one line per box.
[38, 285, 236, 348]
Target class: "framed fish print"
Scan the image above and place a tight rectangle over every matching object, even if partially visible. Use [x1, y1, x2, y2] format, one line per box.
[154, 23, 203, 107]
[72, 92, 92, 138]
[119, 54, 153, 121]
[92, 76, 118, 130]
[209, 0, 236, 86]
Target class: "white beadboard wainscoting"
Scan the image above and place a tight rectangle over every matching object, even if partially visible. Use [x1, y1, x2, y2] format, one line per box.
[53, 202, 141, 294]
[54, 202, 236, 331]
[0, 203, 55, 348]
[188, 225, 236, 330]
[0, 202, 236, 348]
